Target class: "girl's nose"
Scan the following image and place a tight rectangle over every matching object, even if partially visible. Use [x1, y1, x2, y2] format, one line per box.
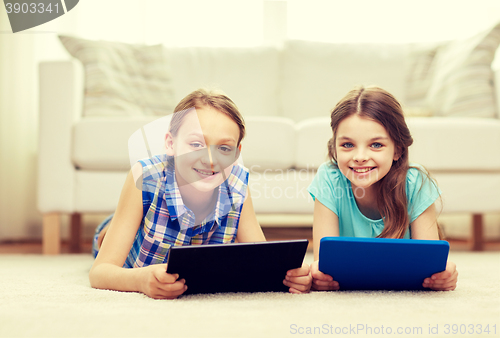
[353, 149, 368, 162]
[200, 146, 214, 167]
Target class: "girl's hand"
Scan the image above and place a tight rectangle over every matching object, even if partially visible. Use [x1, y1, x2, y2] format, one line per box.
[141, 264, 187, 299]
[311, 260, 339, 291]
[283, 263, 312, 294]
[423, 261, 458, 291]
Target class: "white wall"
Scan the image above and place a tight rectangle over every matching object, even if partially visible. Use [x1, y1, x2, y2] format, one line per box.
[288, 0, 500, 43]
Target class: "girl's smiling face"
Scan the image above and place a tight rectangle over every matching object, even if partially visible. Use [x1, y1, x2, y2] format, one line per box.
[335, 114, 399, 192]
[165, 107, 241, 192]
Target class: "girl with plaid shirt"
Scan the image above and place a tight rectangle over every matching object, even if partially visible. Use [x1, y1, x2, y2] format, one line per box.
[89, 89, 312, 299]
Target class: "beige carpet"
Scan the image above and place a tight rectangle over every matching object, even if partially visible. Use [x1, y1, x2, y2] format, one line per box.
[0, 252, 499, 338]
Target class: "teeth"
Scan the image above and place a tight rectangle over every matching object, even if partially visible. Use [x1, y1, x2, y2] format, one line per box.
[194, 168, 216, 176]
[353, 167, 373, 173]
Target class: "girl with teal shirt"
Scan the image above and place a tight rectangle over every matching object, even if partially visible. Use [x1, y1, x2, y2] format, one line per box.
[309, 86, 458, 292]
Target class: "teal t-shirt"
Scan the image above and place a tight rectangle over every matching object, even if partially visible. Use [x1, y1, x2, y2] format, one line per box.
[308, 162, 441, 239]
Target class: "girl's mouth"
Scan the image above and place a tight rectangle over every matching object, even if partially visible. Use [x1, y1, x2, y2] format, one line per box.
[194, 168, 218, 176]
[350, 167, 376, 173]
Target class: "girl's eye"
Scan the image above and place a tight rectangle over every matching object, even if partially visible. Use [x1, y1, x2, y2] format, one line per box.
[190, 142, 205, 149]
[340, 142, 354, 149]
[371, 142, 383, 149]
[218, 145, 233, 153]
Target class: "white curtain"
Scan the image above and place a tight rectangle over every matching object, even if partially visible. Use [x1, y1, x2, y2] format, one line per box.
[0, 10, 40, 239]
[1, 0, 500, 240]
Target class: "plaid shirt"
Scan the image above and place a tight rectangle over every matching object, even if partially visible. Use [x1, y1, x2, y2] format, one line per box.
[122, 154, 248, 268]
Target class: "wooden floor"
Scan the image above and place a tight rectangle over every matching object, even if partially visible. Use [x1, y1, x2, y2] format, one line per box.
[0, 228, 499, 254]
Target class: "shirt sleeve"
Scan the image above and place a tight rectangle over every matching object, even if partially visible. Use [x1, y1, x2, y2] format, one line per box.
[407, 166, 442, 223]
[228, 163, 249, 205]
[308, 163, 344, 217]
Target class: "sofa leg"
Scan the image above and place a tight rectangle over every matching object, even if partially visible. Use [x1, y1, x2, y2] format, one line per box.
[69, 213, 82, 253]
[43, 213, 61, 255]
[471, 214, 484, 251]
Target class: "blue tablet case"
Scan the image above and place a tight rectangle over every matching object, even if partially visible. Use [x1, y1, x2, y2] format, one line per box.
[166, 239, 308, 295]
[319, 237, 449, 290]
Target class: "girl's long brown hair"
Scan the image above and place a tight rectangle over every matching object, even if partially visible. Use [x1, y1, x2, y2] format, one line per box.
[327, 86, 441, 239]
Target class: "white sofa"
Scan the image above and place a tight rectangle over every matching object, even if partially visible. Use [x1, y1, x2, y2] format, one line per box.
[38, 38, 500, 254]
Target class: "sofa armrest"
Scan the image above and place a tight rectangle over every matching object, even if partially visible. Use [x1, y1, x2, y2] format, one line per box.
[37, 60, 83, 213]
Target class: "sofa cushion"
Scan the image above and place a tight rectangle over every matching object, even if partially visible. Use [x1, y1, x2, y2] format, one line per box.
[432, 172, 500, 213]
[75, 171, 128, 212]
[248, 171, 315, 214]
[128, 115, 172, 168]
[59, 35, 176, 117]
[166, 46, 280, 117]
[407, 117, 500, 171]
[295, 117, 332, 169]
[281, 40, 408, 122]
[74, 115, 295, 172]
[242, 117, 295, 170]
[404, 43, 442, 108]
[72, 117, 158, 171]
[426, 22, 500, 118]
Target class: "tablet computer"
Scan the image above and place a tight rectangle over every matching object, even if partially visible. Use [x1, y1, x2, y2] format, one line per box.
[319, 237, 449, 291]
[166, 239, 309, 295]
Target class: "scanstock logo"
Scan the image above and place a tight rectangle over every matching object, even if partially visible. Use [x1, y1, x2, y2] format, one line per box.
[4, 0, 79, 33]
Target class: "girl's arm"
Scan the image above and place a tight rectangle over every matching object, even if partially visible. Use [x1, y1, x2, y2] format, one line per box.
[312, 199, 340, 260]
[235, 190, 266, 243]
[236, 189, 311, 293]
[411, 203, 458, 291]
[311, 199, 340, 291]
[409, 202, 440, 240]
[89, 164, 186, 299]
